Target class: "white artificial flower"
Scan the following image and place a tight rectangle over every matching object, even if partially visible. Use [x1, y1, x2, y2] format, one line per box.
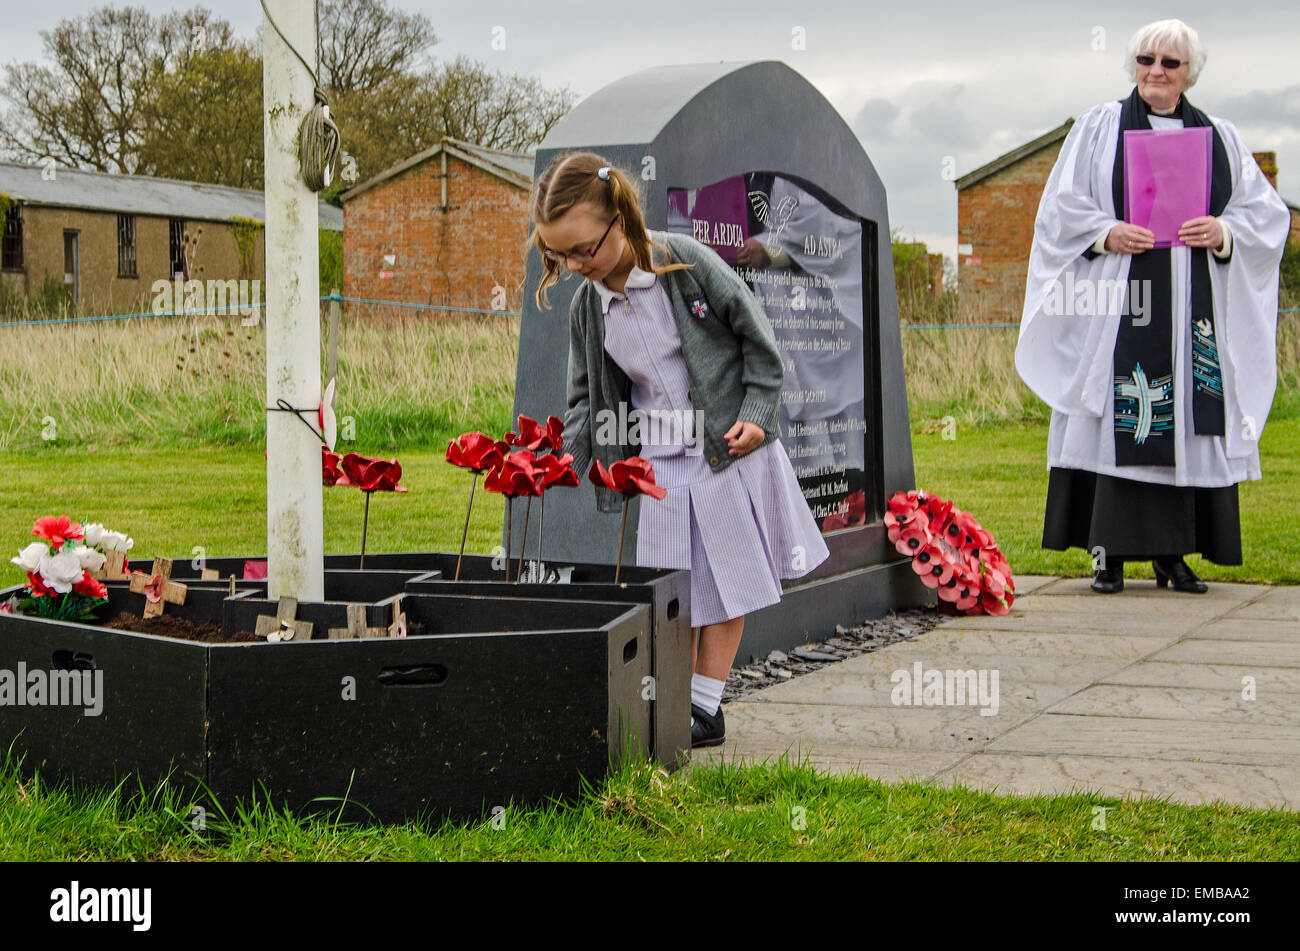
[74, 545, 106, 572]
[84, 523, 105, 547]
[10, 542, 48, 574]
[38, 550, 84, 593]
[100, 531, 135, 552]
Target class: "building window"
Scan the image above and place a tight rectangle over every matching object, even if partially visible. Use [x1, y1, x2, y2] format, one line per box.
[117, 213, 137, 278]
[169, 218, 186, 278]
[1, 204, 21, 271]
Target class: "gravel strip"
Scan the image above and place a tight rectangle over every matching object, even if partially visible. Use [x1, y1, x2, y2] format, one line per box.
[722, 606, 951, 703]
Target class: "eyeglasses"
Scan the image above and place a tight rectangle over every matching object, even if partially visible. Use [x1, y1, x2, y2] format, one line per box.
[541, 213, 620, 265]
[1136, 54, 1185, 69]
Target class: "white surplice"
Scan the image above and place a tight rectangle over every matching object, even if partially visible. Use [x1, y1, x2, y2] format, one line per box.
[1014, 99, 1291, 487]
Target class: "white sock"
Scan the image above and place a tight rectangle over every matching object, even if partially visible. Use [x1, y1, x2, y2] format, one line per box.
[691, 673, 725, 717]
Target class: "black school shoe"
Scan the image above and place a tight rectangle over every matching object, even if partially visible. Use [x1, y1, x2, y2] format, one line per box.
[690, 703, 726, 748]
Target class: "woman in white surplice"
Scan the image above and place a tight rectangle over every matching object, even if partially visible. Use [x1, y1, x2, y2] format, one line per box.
[1016, 18, 1289, 594]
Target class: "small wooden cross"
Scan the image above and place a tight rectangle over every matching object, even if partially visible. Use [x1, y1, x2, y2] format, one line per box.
[128, 557, 188, 619]
[93, 549, 132, 581]
[327, 596, 406, 639]
[255, 596, 313, 642]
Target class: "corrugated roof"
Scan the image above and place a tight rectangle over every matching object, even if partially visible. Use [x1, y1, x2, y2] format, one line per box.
[340, 137, 533, 203]
[0, 162, 343, 231]
[954, 120, 1075, 191]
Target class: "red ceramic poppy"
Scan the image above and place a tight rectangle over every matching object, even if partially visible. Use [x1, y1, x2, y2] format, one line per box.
[32, 515, 84, 550]
[589, 457, 668, 500]
[447, 431, 509, 474]
[322, 447, 350, 487]
[73, 570, 107, 600]
[340, 452, 407, 492]
[535, 452, 579, 488]
[485, 451, 546, 498]
[510, 414, 565, 453]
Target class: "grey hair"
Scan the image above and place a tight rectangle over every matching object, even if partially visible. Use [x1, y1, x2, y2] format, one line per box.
[1125, 18, 1207, 86]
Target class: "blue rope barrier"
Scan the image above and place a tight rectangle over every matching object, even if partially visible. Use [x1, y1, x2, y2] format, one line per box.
[2, 296, 1295, 328]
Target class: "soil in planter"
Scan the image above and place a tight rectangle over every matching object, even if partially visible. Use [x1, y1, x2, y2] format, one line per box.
[101, 612, 261, 643]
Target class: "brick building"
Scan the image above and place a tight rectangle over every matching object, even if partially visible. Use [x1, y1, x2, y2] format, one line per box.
[955, 128, 1299, 323]
[0, 162, 342, 315]
[340, 138, 532, 314]
[954, 121, 1073, 322]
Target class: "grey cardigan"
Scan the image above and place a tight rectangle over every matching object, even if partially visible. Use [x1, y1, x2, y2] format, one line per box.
[563, 230, 785, 513]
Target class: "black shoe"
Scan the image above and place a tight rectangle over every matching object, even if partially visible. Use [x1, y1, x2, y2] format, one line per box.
[1153, 557, 1208, 593]
[1091, 558, 1125, 593]
[690, 703, 725, 748]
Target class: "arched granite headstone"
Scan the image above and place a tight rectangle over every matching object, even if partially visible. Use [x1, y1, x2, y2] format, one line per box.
[511, 60, 927, 657]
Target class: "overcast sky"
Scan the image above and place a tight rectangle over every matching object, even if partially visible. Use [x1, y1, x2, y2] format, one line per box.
[4, 1, 1298, 262]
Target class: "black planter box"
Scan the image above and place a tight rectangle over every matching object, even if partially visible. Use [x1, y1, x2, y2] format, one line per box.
[397, 551, 691, 769]
[0, 582, 651, 825]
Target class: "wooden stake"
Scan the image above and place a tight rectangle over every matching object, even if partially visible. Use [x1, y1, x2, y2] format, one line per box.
[455, 471, 477, 581]
[615, 499, 629, 585]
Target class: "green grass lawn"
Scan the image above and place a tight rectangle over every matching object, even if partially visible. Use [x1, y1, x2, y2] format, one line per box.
[4, 417, 1297, 590]
[4, 752, 1297, 862]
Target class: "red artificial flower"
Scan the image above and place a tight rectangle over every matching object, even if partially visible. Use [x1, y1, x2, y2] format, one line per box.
[322, 447, 350, 487]
[535, 452, 579, 488]
[588, 457, 667, 500]
[135, 572, 163, 604]
[887, 490, 922, 519]
[484, 451, 546, 498]
[509, 414, 565, 453]
[922, 495, 956, 535]
[911, 542, 955, 589]
[937, 508, 981, 553]
[340, 452, 407, 492]
[32, 515, 84, 550]
[25, 571, 56, 598]
[893, 519, 930, 556]
[447, 431, 509, 474]
[73, 570, 108, 599]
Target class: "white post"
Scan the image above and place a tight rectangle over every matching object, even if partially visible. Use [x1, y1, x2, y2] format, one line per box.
[262, 0, 324, 600]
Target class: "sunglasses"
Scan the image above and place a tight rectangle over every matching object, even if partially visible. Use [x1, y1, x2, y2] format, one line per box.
[1136, 54, 1185, 69]
[541, 213, 620, 266]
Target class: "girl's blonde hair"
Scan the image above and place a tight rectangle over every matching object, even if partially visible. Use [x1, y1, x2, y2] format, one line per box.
[526, 151, 691, 309]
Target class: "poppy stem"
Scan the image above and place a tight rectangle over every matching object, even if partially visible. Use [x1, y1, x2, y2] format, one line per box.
[360, 491, 371, 570]
[505, 496, 513, 581]
[615, 497, 628, 584]
[535, 494, 545, 582]
[455, 471, 477, 581]
[517, 496, 532, 582]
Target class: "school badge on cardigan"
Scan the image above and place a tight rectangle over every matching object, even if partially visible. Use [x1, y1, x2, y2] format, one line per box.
[687, 294, 711, 320]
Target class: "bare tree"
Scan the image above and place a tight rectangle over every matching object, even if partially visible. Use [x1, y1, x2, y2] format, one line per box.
[0, 5, 236, 173]
[319, 0, 437, 97]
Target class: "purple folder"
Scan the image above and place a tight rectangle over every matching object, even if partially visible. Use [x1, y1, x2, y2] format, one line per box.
[1123, 127, 1212, 248]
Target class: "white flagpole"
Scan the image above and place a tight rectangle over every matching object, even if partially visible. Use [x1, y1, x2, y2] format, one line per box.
[262, 0, 324, 600]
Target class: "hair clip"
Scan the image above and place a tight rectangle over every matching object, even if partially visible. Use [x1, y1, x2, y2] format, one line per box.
[597, 166, 611, 180]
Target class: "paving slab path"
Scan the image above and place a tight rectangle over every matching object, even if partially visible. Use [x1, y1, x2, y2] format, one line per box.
[693, 577, 1300, 811]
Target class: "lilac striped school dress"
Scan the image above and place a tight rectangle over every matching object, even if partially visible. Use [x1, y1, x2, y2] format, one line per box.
[594, 266, 830, 627]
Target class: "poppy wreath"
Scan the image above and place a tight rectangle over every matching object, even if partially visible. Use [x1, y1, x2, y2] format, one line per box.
[885, 489, 1015, 615]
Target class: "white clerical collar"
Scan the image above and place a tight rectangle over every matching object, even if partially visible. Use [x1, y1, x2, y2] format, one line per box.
[592, 266, 657, 313]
